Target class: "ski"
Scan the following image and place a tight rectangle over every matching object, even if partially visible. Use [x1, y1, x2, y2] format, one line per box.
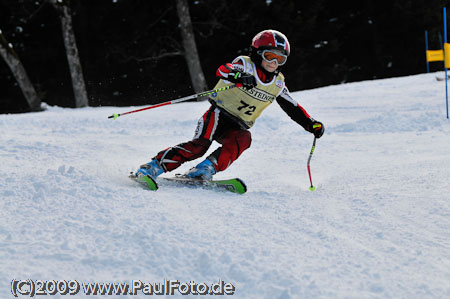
[129, 173, 158, 191]
[129, 173, 247, 194]
[162, 176, 247, 194]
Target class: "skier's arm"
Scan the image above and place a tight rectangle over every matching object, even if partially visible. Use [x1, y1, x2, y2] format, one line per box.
[276, 86, 325, 138]
[216, 62, 256, 89]
[216, 62, 243, 79]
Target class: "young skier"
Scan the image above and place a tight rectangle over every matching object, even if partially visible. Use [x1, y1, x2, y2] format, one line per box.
[135, 29, 324, 182]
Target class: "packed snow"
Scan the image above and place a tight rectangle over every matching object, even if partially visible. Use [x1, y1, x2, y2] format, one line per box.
[1, 72, 450, 298]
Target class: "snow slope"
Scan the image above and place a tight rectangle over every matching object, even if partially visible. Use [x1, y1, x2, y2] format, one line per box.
[1, 72, 450, 298]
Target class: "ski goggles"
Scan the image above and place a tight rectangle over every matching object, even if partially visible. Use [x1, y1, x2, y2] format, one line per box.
[260, 49, 288, 66]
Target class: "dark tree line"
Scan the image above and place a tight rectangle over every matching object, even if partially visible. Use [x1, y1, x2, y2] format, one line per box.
[0, 0, 448, 113]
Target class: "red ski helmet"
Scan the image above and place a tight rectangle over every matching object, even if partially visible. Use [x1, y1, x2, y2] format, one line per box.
[251, 29, 290, 56]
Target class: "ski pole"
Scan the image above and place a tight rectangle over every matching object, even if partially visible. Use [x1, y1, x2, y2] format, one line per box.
[108, 85, 236, 119]
[307, 134, 319, 191]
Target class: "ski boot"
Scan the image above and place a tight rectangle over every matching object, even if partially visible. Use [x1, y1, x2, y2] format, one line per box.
[185, 158, 216, 180]
[136, 159, 164, 179]
[134, 159, 164, 190]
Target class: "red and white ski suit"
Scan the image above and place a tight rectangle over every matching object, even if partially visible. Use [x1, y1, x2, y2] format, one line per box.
[153, 59, 315, 173]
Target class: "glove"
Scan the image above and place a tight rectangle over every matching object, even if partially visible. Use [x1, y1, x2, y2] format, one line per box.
[307, 121, 324, 138]
[228, 71, 257, 90]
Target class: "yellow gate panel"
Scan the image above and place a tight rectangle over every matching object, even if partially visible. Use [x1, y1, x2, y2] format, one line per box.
[426, 49, 444, 62]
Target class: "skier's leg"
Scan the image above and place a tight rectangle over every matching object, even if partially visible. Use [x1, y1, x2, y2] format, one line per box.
[189, 129, 251, 178]
[153, 138, 212, 172]
[186, 109, 251, 179]
[137, 138, 211, 178]
[137, 106, 218, 178]
[211, 129, 252, 172]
